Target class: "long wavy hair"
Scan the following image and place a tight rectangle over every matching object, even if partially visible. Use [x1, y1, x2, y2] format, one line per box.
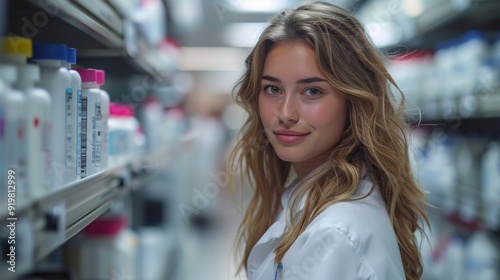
[228, 2, 428, 279]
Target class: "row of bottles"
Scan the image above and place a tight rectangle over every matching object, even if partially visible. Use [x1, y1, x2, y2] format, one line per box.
[63, 199, 175, 280]
[0, 36, 131, 211]
[390, 30, 500, 118]
[421, 216, 500, 280]
[0, 35, 185, 214]
[411, 128, 500, 230]
[64, 215, 138, 280]
[411, 127, 500, 279]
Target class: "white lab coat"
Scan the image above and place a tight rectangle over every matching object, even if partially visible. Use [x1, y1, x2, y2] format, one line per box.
[247, 173, 405, 280]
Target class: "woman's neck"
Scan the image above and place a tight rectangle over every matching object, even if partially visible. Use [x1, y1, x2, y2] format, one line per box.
[293, 157, 328, 180]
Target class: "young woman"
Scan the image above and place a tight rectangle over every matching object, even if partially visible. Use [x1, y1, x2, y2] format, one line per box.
[229, 2, 428, 280]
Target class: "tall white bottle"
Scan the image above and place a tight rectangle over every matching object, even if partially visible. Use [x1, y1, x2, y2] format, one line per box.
[2, 36, 53, 201]
[63, 48, 83, 180]
[32, 43, 74, 188]
[464, 231, 500, 280]
[74, 68, 102, 177]
[0, 36, 30, 205]
[15, 64, 52, 200]
[481, 141, 500, 229]
[96, 70, 109, 171]
[0, 65, 26, 208]
[0, 75, 6, 213]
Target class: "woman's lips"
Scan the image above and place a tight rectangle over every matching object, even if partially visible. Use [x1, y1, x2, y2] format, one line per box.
[273, 130, 310, 144]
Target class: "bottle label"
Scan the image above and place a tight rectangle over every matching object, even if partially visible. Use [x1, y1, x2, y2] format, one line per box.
[92, 102, 101, 167]
[76, 89, 82, 175]
[17, 117, 27, 199]
[43, 120, 52, 189]
[65, 88, 73, 168]
[79, 96, 88, 176]
[7, 113, 25, 191]
[108, 129, 127, 156]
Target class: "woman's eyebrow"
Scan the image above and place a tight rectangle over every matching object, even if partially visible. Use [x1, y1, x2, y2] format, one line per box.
[261, 75, 327, 84]
[262, 75, 281, 82]
[296, 77, 327, 84]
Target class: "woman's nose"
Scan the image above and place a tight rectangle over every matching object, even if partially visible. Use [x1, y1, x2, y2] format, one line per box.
[277, 94, 299, 125]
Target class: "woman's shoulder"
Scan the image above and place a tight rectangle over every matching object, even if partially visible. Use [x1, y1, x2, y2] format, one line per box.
[310, 177, 393, 239]
[285, 182, 404, 279]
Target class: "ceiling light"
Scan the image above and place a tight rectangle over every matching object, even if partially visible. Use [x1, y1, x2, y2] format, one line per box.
[366, 22, 403, 48]
[179, 47, 250, 71]
[403, 0, 424, 18]
[226, 0, 290, 13]
[223, 22, 269, 48]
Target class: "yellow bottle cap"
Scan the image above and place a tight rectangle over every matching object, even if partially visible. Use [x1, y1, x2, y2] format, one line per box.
[1, 36, 32, 58]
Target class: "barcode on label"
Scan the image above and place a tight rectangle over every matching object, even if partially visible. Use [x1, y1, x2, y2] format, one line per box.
[80, 96, 88, 176]
[65, 89, 73, 167]
[76, 89, 82, 175]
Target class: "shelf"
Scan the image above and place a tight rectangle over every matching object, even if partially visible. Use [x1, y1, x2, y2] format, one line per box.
[33, 0, 124, 48]
[6, 0, 173, 80]
[34, 168, 124, 261]
[0, 149, 170, 280]
[412, 91, 500, 122]
[390, 0, 500, 49]
[426, 188, 499, 233]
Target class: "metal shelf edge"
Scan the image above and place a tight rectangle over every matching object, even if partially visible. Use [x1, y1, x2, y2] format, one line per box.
[26, 0, 124, 48]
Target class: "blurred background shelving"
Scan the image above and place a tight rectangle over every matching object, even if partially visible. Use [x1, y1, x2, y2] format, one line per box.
[1, 0, 500, 279]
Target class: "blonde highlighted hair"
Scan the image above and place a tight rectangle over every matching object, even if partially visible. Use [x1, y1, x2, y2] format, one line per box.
[228, 2, 428, 279]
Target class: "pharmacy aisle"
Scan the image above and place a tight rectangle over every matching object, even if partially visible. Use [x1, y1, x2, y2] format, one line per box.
[356, 1, 500, 279]
[1, 0, 184, 279]
[2, 0, 500, 280]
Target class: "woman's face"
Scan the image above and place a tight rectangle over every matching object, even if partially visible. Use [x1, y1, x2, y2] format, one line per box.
[258, 41, 348, 178]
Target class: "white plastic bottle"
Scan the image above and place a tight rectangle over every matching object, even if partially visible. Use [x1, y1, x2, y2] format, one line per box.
[458, 31, 489, 97]
[0, 65, 26, 207]
[15, 64, 52, 201]
[96, 70, 109, 171]
[0, 75, 6, 213]
[481, 141, 500, 229]
[140, 97, 164, 154]
[63, 48, 82, 181]
[2, 36, 53, 201]
[455, 136, 487, 222]
[108, 103, 126, 168]
[108, 103, 138, 167]
[490, 32, 500, 90]
[32, 43, 74, 188]
[78, 216, 138, 279]
[464, 231, 500, 280]
[74, 68, 102, 177]
[1, 36, 31, 204]
[442, 235, 466, 280]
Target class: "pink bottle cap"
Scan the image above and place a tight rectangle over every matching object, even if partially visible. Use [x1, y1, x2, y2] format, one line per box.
[83, 215, 127, 237]
[109, 102, 128, 117]
[95, 69, 105, 86]
[74, 68, 97, 83]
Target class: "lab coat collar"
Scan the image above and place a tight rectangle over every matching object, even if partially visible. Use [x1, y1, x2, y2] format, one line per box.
[276, 164, 370, 240]
[247, 164, 369, 278]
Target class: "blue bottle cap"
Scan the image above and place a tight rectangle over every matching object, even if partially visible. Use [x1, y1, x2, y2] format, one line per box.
[66, 47, 76, 64]
[32, 43, 67, 61]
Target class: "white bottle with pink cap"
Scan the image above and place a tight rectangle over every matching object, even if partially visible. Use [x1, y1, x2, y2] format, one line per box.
[74, 68, 102, 177]
[95, 70, 109, 171]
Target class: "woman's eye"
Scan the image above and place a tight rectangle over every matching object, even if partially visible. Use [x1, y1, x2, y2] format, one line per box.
[304, 88, 322, 96]
[264, 86, 280, 95]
